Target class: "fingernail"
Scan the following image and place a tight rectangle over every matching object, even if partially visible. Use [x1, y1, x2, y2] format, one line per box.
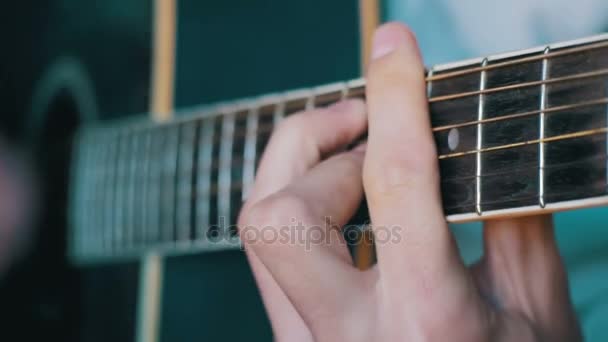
[371, 23, 412, 60]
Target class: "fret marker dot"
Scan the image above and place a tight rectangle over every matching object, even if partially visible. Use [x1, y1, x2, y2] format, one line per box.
[448, 128, 460, 151]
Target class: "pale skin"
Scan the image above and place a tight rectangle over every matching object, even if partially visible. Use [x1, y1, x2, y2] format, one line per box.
[238, 23, 582, 341]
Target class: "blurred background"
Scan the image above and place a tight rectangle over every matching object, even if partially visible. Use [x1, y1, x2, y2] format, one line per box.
[0, 0, 606, 341]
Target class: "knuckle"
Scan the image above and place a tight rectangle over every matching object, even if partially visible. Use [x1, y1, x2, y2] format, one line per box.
[274, 110, 315, 137]
[238, 192, 313, 246]
[363, 154, 438, 199]
[333, 152, 364, 173]
[239, 191, 312, 230]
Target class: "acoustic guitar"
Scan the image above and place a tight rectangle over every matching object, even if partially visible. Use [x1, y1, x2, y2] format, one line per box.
[16, 1, 608, 341]
[70, 34, 608, 261]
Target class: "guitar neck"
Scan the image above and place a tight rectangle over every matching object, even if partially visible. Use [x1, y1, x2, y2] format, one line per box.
[70, 33, 608, 262]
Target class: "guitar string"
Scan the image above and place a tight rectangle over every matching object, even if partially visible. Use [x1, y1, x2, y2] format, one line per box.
[438, 126, 608, 159]
[103, 108, 608, 180]
[201, 96, 608, 143]
[428, 67, 608, 103]
[172, 152, 608, 201]
[121, 125, 608, 196]
[425, 40, 608, 82]
[180, 95, 608, 156]
[444, 185, 608, 212]
[89, 39, 608, 137]
[179, 69, 608, 138]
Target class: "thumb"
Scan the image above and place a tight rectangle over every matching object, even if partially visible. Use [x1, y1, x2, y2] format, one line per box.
[480, 215, 582, 341]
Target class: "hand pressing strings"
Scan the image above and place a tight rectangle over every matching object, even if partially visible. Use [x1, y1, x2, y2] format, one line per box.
[238, 23, 582, 342]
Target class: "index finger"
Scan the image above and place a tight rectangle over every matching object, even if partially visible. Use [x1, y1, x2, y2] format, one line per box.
[363, 23, 468, 290]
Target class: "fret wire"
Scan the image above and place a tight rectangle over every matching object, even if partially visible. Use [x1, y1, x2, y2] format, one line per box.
[123, 131, 134, 250]
[274, 96, 286, 125]
[136, 131, 148, 248]
[75, 131, 93, 257]
[306, 89, 315, 111]
[107, 132, 118, 253]
[539, 47, 550, 208]
[177, 124, 196, 243]
[127, 130, 139, 250]
[476, 58, 488, 216]
[139, 130, 152, 249]
[432, 97, 608, 132]
[114, 132, 127, 253]
[219, 112, 236, 232]
[429, 67, 608, 103]
[165, 126, 181, 243]
[196, 117, 215, 241]
[426, 40, 608, 82]
[340, 81, 349, 100]
[159, 128, 172, 244]
[148, 128, 162, 246]
[69, 131, 86, 257]
[89, 132, 104, 254]
[426, 68, 434, 98]
[243, 106, 259, 200]
[101, 133, 115, 254]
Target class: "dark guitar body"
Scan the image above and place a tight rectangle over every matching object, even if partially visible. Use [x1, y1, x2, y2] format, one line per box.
[0, 1, 362, 341]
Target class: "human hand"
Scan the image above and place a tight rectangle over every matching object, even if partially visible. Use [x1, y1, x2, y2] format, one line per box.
[238, 23, 582, 342]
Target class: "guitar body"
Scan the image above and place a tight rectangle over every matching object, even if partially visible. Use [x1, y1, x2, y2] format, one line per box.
[1, 1, 364, 341]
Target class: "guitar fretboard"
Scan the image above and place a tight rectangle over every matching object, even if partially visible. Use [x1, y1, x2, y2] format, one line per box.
[70, 33, 608, 262]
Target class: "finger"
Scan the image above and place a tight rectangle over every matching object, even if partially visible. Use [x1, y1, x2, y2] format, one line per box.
[240, 100, 366, 340]
[242, 247, 314, 341]
[481, 216, 581, 340]
[247, 99, 367, 204]
[363, 23, 468, 293]
[240, 149, 375, 325]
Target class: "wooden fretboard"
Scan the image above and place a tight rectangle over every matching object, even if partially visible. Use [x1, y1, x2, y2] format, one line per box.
[70, 33, 608, 262]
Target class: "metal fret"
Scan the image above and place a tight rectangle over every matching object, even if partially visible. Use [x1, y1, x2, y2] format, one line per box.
[340, 81, 349, 99]
[476, 59, 488, 216]
[139, 129, 152, 249]
[114, 132, 127, 253]
[134, 130, 147, 249]
[84, 134, 103, 254]
[243, 106, 259, 200]
[148, 127, 163, 246]
[75, 132, 97, 254]
[176, 123, 197, 244]
[426, 69, 434, 97]
[305, 89, 315, 111]
[99, 132, 113, 254]
[161, 126, 180, 244]
[126, 130, 139, 250]
[539, 47, 550, 208]
[219, 111, 236, 234]
[69, 131, 86, 257]
[196, 117, 215, 242]
[104, 132, 119, 255]
[274, 97, 286, 125]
